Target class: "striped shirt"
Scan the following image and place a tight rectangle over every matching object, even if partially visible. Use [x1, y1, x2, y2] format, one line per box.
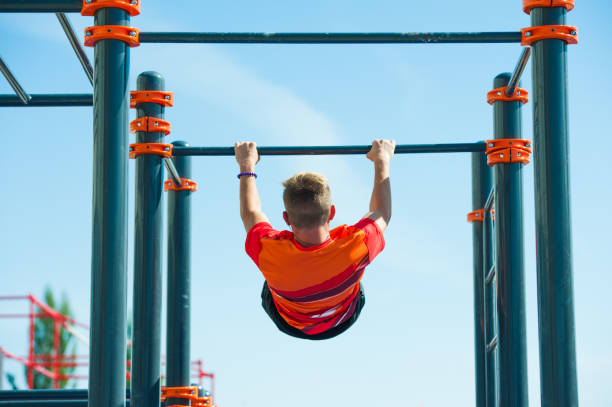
[245, 218, 385, 336]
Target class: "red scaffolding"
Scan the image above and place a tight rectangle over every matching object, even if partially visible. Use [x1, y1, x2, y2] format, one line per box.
[0, 295, 215, 400]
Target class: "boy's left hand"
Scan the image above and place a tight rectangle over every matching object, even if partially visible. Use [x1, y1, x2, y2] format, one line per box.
[234, 141, 259, 171]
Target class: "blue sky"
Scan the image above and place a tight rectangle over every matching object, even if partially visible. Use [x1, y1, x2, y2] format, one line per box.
[1, 1, 611, 405]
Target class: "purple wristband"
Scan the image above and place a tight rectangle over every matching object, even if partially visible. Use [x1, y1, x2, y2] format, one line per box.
[237, 172, 257, 179]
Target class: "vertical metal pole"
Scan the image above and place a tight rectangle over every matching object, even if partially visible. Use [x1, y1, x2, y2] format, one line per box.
[529, 6, 579, 407]
[470, 151, 493, 407]
[492, 72, 529, 406]
[483, 208, 498, 407]
[89, 6, 130, 407]
[132, 72, 165, 407]
[166, 141, 193, 405]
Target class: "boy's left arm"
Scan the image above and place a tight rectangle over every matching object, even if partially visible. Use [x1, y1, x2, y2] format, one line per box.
[235, 141, 270, 232]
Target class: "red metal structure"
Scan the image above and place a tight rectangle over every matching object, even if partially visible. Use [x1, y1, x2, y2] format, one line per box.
[0, 295, 215, 399]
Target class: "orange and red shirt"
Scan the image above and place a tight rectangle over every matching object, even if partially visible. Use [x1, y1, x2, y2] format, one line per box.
[245, 218, 385, 336]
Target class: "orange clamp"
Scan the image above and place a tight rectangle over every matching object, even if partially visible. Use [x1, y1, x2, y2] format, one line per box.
[487, 86, 529, 105]
[130, 117, 171, 135]
[161, 386, 199, 402]
[130, 91, 174, 108]
[467, 209, 484, 223]
[84, 25, 140, 47]
[523, 0, 574, 14]
[164, 178, 198, 192]
[81, 0, 141, 16]
[485, 139, 532, 166]
[129, 143, 173, 159]
[521, 25, 578, 46]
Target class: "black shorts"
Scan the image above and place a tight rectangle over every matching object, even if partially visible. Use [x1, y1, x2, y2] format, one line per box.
[260, 282, 365, 340]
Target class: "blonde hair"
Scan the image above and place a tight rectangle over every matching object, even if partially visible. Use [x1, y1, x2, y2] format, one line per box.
[282, 172, 332, 229]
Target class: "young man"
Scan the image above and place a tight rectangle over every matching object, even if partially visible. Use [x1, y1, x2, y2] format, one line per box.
[235, 139, 394, 340]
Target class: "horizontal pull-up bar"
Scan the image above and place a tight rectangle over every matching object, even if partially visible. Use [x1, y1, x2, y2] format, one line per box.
[0, 94, 92, 107]
[0, 0, 82, 12]
[172, 143, 486, 157]
[139, 32, 522, 44]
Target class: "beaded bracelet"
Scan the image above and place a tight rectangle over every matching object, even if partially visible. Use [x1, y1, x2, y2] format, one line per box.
[237, 172, 257, 179]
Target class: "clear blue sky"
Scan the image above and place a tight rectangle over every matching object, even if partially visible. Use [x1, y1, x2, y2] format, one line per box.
[1, 1, 610, 405]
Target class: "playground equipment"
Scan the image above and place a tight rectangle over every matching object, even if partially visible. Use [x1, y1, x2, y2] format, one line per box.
[0, 1, 578, 406]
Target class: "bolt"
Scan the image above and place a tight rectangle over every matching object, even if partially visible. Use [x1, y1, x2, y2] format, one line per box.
[517, 90, 521, 95]
[164, 95, 170, 100]
[525, 32, 531, 37]
[517, 152, 522, 157]
[131, 0, 138, 4]
[497, 91, 501, 96]
[488, 143, 494, 148]
[130, 31, 136, 37]
[525, 142, 531, 147]
[551, 28, 556, 32]
[571, 31, 576, 35]
[499, 153, 504, 158]
[85, 31, 92, 36]
[154, 122, 159, 126]
[86, 0, 92, 3]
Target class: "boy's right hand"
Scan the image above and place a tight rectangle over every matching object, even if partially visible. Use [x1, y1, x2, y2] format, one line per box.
[234, 141, 259, 171]
[366, 139, 396, 164]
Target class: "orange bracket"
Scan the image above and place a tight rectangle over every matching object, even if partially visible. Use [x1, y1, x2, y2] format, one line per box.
[129, 143, 173, 159]
[161, 386, 199, 402]
[485, 139, 532, 166]
[487, 86, 529, 105]
[84, 25, 140, 47]
[523, 0, 574, 15]
[521, 25, 578, 46]
[130, 91, 174, 108]
[130, 117, 171, 135]
[467, 209, 484, 223]
[81, 0, 141, 16]
[164, 178, 198, 192]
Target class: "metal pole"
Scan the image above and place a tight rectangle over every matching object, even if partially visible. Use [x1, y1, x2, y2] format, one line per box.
[470, 151, 493, 406]
[0, 1, 82, 12]
[0, 94, 92, 107]
[89, 6, 130, 407]
[55, 13, 94, 85]
[164, 158, 182, 187]
[139, 31, 522, 44]
[131, 72, 165, 407]
[530, 6, 579, 407]
[491, 72, 529, 407]
[166, 141, 193, 405]
[0, 390, 131, 401]
[172, 142, 486, 157]
[483, 190, 498, 407]
[505, 47, 531, 97]
[0, 56, 31, 104]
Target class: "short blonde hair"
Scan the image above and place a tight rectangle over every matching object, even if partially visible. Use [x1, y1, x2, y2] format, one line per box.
[282, 172, 332, 229]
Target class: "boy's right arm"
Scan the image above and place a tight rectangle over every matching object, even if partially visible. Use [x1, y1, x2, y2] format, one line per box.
[363, 139, 395, 232]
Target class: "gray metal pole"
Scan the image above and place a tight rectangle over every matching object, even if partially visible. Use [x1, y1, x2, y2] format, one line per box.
[483, 188, 498, 407]
[55, 13, 94, 85]
[131, 71, 166, 407]
[166, 141, 193, 405]
[491, 73, 529, 407]
[470, 151, 493, 406]
[0, 0, 82, 12]
[88, 6, 130, 407]
[529, 6, 579, 407]
[0, 56, 31, 104]
[0, 94, 92, 106]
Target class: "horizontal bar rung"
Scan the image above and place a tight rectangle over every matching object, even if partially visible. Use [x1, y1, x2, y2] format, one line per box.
[173, 142, 486, 157]
[0, 94, 92, 107]
[139, 31, 522, 44]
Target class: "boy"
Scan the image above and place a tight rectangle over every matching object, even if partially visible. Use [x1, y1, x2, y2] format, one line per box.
[235, 139, 394, 340]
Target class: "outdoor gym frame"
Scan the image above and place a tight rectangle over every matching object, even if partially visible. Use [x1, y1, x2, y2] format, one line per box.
[0, 1, 578, 407]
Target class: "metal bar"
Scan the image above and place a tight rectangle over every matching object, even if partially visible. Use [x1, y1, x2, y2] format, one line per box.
[173, 142, 486, 157]
[0, 94, 92, 106]
[0, 390, 131, 401]
[505, 47, 531, 97]
[491, 72, 529, 407]
[132, 72, 165, 407]
[139, 31, 522, 44]
[166, 141, 193, 406]
[487, 336, 498, 353]
[0, 0, 82, 12]
[483, 188, 495, 211]
[0, 56, 31, 104]
[56, 13, 94, 85]
[530, 7, 578, 407]
[164, 158, 182, 187]
[89, 7, 130, 407]
[485, 265, 496, 285]
[470, 151, 493, 407]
